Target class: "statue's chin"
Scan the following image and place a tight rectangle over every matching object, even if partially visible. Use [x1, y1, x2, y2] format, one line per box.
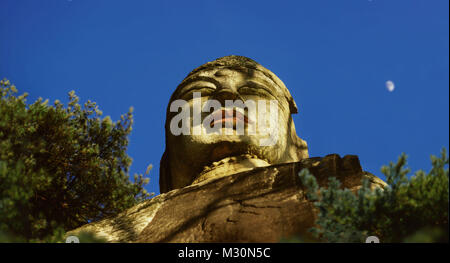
[188, 134, 266, 147]
[186, 136, 281, 165]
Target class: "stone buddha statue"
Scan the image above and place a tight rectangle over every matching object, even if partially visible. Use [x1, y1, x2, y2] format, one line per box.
[160, 55, 309, 193]
[67, 56, 385, 243]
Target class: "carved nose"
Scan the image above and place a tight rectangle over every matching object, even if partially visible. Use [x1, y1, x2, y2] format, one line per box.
[215, 88, 240, 102]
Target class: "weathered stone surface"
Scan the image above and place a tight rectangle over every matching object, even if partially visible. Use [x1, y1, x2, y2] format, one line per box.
[67, 154, 385, 243]
[160, 56, 309, 194]
[66, 57, 387, 243]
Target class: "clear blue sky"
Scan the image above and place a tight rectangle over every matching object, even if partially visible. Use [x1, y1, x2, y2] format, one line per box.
[1, 0, 448, 196]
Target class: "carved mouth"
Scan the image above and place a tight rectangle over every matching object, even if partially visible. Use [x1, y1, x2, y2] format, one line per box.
[208, 109, 253, 128]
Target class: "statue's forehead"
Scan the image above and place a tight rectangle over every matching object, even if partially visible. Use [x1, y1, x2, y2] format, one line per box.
[193, 67, 277, 84]
[196, 68, 269, 80]
[174, 67, 284, 96]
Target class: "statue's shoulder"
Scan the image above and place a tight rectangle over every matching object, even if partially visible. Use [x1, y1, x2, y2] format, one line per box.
[67, 154, 385, 243]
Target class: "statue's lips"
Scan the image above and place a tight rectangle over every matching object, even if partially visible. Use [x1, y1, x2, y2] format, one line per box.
[207, 109, 253, 128]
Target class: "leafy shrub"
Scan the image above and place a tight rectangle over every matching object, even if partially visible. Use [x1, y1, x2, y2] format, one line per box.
[0, 78, 151, 242]
[299, 149, 449, 243]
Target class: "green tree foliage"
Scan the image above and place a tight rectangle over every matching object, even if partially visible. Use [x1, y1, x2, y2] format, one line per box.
[299, 149, 449, 243]
[0, 79, 151, 242]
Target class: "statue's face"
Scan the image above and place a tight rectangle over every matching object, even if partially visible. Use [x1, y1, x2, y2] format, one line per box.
[166, 67, 294, 188]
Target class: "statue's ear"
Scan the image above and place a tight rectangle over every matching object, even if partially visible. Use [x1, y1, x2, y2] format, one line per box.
[159, 150, 171, 193]
[288, 116, 309, 160]
[289, 96, 298, 114]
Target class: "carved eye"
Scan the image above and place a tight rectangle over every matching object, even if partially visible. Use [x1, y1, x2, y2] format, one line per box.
[238, 86, 273, 99]
[238, 86, 258, 95]
[181, 86, 216, 100]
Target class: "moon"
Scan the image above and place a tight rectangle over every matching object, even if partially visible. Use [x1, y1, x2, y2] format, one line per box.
[386, 80, 395, 92]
